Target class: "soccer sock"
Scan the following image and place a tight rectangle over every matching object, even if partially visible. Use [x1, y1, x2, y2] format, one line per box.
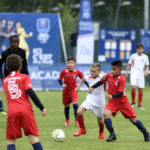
[131, 90, 136, 104]
[99, 122, 104, 133]
[104, 118, 115, 135]
[32, 142, 43, 150]
[78, 115, 86, 130]
[64, 106, 70, 120]
[134, 119, 148, 135]
[138, 92, 143, 106]
[73, 103, 78, 121]
[7, 144, 16, 150]
[0, 100, 3, 111]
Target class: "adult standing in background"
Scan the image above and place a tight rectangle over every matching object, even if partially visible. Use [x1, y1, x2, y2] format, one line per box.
[125, 44, 149, 110]
[0, 35, 29, 113]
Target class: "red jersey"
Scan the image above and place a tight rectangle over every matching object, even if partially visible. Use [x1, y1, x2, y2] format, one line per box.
[58, 68, 84, 90]
[105, 73, 127, 102]
[3, 71, 33, 116]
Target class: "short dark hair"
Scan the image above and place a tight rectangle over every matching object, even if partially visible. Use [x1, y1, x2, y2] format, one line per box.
[6, 54, 22, 72]
[111, 60, 122, 69]
[137, 43, 144, 49]
[10, 35, 19, 42]
[66, 56, 75, 62]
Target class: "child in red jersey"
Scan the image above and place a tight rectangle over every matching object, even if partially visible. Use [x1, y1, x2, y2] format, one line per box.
[3, 54, 46, 150]
[89, 60, 150, 142]
[58, 56, 84, 127]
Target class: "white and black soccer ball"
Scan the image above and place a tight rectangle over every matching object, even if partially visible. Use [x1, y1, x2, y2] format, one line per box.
[51, 129, 65, 142]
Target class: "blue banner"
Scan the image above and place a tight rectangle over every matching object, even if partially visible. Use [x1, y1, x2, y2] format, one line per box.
[0, 13, 60, 64]
[98, 29, 137, 62]
[140, 29, 150, 52]
[76, 0, 94, 64]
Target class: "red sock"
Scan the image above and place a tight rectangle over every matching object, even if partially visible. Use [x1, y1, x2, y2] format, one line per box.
[77, 115, 86, 130]
[99, 122, 104, 133]
[138, 92, 143, 106]
[131, 90, 136, 104]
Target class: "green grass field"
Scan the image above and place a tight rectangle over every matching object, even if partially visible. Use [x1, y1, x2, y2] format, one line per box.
[0, 87, 150, 150]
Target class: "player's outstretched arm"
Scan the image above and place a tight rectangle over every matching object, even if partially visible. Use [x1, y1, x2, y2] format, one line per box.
[125, 64, 131, 79]
[26, 88, 46, 116]
[75, 77, 85, 92]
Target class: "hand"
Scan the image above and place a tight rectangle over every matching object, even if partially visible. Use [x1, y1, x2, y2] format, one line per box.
[62, 84, 67, 89]
[144, 71, 149, 77]
[102, 74, 106, 80]
[106, 94, 112, 100]
[88, 87, 93, 94]
[75, 87, 79, 92]
[42, 108, 46, 116]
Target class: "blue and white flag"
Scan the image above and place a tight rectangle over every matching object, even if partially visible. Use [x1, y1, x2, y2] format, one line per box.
[76, 0, 94, 64]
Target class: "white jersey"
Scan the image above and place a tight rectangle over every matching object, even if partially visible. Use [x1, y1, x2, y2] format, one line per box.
[84, 74, 105, 107]
[128, 53, 149, 77]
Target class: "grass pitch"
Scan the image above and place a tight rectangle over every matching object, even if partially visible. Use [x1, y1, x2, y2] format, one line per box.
[0, 87, 150, 150]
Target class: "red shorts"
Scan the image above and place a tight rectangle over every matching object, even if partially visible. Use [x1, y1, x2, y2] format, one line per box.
[6, 111, 39, 140]
[105, 99, 136, 118]
[62, 89, 78, 106]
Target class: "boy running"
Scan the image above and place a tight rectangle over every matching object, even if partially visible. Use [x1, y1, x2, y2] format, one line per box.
[89, 60, 150, 142]
[58, 56, 84, 127]
[73, 63, 105, 140]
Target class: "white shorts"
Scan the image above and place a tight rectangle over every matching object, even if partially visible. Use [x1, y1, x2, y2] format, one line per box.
[80, 101, 104, 118]
[130, 75, 145, 88]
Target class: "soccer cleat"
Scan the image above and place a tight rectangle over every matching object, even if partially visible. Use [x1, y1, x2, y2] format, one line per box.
[144, 132, 150, 142]
[99, 132, 104, 140]
[73, 129, 86, 136]
[75, 120, 79, 127]
[106, 134, 117, 142]
[131, 104, 135, 108]
[138, 106, 144, 110]
[0, 111, 7, 115]
[64, 119, 69, 127]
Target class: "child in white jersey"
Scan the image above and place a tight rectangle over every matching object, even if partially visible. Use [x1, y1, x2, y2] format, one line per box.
[73, 63, 105, 140]
[125, 44, 149, 110]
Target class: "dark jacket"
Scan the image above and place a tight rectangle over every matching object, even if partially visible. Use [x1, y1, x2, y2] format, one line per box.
[0, 47, 29, 80]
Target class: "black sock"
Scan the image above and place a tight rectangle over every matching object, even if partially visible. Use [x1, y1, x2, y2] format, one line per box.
[104, 118, 115, 135]
[32, 142, 43, 150]
[0, 100, 3, 111]
[64, 106, 70, 120]
[134, 119, 148, 135]
[73, 103, 78, 121]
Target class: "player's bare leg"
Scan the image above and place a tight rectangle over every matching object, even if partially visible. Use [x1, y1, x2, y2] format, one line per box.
[138, 88, 144, 110]
[7, 139, 16, 150]
[104, 109, 116, 142]
[73, 107, 87, 136]
[131, 85, 136, 108]
[28, 135, 43, 150]
[129, 117, 150, 142]
[97, 117, 104, 140]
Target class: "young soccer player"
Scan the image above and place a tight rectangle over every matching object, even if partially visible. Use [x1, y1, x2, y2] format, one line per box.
[89, 60, 150, 142]
[58, 56, 84, 127]
[73, 63, 105, 140]
[2, 54, 46, 150]
[125, 44, 149, 109]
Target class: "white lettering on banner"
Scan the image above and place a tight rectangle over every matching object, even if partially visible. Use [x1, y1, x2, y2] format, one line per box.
[79, 21, 93, 31]
[32, 48, 54, 64]
[8, 79, 22, 99]
[30, 71, 60, 80]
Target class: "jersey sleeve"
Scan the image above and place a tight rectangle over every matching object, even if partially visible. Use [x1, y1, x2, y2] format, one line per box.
[58, 69, 64, 80]
[118, 78, 125, 92]
[145, 56, 149, 66]
[24, 75, 32, 90]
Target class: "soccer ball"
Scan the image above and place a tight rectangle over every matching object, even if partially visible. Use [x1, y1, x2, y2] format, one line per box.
[51, 129, 65, 142]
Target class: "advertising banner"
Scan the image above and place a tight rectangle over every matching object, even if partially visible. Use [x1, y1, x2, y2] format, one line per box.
[140, 29, 150, 52]
[76, 0, 94, 64]
[0, 13, 60, 64]
[98, 29, 137, 62]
